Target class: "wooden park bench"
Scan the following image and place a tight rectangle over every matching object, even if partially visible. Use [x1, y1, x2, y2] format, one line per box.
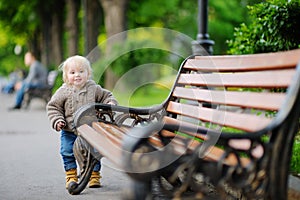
[23, 70, 58, 108]
[70, 49, 300, 199]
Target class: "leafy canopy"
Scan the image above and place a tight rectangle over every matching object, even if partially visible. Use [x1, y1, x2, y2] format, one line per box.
[227, 0, 300, 54]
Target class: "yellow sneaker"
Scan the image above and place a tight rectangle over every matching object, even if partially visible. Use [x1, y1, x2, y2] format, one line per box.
[65, 169, 78, 189]
[89, 171, 102, 188]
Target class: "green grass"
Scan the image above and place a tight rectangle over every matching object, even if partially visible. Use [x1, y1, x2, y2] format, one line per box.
[291, 133, 300, 175]
[115, 84, 170, 107]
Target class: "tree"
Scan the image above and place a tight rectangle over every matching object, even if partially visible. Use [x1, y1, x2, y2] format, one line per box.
[50, 0, 65, 66]
[127, 0, 250, 55]
[0, 0, 253, 77]
[0, 0, 41, 75]
[65, 0, 81, 56]
[0, 0, 65, 67]
[83, 0, 102, 55]
[99, 0, 129, 89]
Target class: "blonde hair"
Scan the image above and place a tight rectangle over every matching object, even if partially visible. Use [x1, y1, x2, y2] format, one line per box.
[59, 55, 92, 84]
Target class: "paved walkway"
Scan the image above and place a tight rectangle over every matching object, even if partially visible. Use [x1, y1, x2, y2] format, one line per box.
[0, 93, 130, 200]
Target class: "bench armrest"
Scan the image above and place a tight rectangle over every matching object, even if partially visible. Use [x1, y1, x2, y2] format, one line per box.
[73, 102, 165, 130]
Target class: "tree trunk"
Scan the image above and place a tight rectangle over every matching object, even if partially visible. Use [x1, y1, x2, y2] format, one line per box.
[65, 0, 80, 56]
[38, 7, 51, 67]
[50, 2, 65, 67]
[36, 1, 64, 68]
[27, 30, 42, 63]
[99, 0, 129, 90]
[82, 0, 102, 56]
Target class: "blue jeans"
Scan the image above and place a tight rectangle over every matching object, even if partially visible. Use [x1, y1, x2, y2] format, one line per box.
[60, 130, 101, 172]
[2, 82, 15, 94]
[15, 82, 39, 106]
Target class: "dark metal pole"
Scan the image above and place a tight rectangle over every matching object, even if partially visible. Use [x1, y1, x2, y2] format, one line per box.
[192, 0, 214, 55]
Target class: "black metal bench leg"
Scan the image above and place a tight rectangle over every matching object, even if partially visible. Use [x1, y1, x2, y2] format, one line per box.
[68, 137, 99, 195]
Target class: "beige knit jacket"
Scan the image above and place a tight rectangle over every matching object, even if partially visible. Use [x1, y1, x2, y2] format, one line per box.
[47, 80, 118, 132]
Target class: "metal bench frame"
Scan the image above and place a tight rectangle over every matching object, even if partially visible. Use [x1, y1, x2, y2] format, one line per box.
[71, 49, 300, 200]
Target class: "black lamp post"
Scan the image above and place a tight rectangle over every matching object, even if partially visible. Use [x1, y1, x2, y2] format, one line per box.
[192, 0, 214, 55]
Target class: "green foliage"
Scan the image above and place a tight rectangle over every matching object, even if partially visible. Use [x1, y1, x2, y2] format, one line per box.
[0, 53, 25, 76]
[110, 41, 171, 76]
[128, 0, 196, 35]
[227, 0, 300, 54]
[0, 0, 39, 40]
[51, 71, 63, 94]
[291, 138, 300, 175]
[0, 0, 39, 76]
[209, 0, 249, 54]
[128, 0, 249, 55]
[117, 84, 170, 107]
[0, 0, 252, 77]
[0, 24, 25, 76]
[93, 36, 184, 87]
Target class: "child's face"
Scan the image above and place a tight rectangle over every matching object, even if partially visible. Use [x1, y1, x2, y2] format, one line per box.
[66, 65, 89, 89]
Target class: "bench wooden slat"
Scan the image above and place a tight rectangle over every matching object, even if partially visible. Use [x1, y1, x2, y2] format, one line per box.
[77, 124, 122, 166]
[178, 69, 295, 88]
[92, 122, 124, 146]
[187, 138, 251, 166]
[163, 116, 208, 140]
[203, 144, 251, 166]
[93, 122, 164, 149]
[186, 49, 300, 72]
[90, 121, 249, 167]
[172, 87, 285, 110]
[114, 125, 129, 133]
[161, 129, 250, 166]
[184, 59, 296, 72]
[167, 101, 271, 132]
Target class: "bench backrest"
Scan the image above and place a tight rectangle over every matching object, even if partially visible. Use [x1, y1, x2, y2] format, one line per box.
[164, 49, 300, 138]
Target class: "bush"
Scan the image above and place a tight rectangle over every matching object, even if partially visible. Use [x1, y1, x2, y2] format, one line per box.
[227, 0, 300, 54]
[291, 137, 300, 175]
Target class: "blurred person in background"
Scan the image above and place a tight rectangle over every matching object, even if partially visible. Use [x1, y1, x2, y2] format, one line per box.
[9, 51, 48, 110]
[1, 68, 26, 94]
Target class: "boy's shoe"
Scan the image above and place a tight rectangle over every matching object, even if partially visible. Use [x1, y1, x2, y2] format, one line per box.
[65, 168, 78, 189]
[89, 171, 102, 188]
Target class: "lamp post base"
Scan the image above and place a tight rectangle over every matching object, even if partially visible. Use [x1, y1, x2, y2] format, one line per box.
[191, 39, 214, 56]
